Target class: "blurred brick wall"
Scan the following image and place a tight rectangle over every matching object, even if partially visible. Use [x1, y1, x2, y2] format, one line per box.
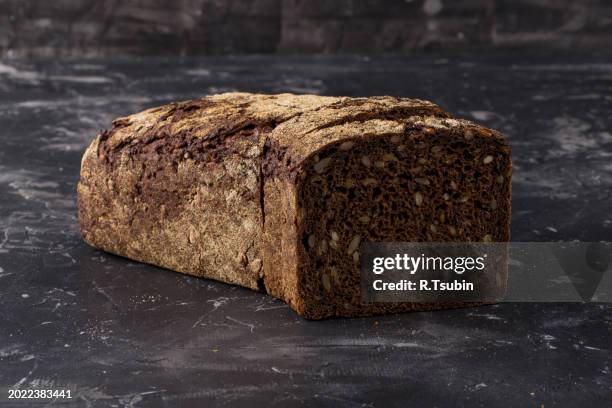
[1, 0, 611, 56]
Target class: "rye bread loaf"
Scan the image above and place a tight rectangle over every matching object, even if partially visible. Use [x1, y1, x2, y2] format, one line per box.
[78, 92, 512, 319]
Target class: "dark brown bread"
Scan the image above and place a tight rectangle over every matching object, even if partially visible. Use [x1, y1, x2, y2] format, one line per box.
[78, 93, 512, 319]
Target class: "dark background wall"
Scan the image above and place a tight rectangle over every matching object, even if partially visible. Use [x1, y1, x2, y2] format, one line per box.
[1, 0, 611, 57]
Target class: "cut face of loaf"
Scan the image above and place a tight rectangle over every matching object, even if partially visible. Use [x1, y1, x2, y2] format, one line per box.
[78, 93, 511, 319]
[288, 123, 511, 318]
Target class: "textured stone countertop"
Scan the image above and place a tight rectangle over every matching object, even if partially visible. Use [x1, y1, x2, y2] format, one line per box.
[0, 54, 611, 407]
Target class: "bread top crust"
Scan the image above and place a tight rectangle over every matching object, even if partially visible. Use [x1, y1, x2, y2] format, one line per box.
[97, 93, 441, 148]
[93, 92, 507, 176]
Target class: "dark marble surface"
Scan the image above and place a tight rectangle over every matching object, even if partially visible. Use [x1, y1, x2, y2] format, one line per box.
[0, 54, 611, 407]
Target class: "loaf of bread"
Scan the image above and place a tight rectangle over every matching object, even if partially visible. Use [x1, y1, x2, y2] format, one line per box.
[78, 93, 511, 319]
